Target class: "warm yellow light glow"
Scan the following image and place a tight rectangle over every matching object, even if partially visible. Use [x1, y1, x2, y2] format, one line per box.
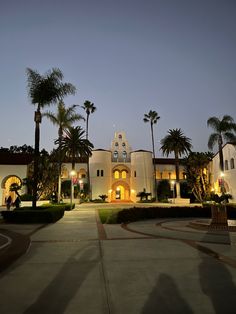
[116, 187, 120, 191]
[108, 189, 112, 193]
[114, 170, 119, 179]
[70, 170, 76, 176]
[131, 189, 135, 193]
[220, 172, 225, 177]
[122, 171, 127, 179]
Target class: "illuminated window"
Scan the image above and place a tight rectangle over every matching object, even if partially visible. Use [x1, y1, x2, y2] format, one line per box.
[121, 171, 127, 179]
[114, 170, 119, 179]
[230, 158, 235, 169]
[225, 160, 229, 170]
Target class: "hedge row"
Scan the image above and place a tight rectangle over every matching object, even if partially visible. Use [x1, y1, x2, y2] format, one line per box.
[1, 205, 66, 223]
[116, 205, 236, 224]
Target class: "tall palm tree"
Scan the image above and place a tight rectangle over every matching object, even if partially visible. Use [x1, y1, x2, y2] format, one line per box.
[43, 101, 84, 202]
[207, 115, 236, 172]
[161, 128, 192, 198]
[26, 68, 76, 208]
[143, 110, 160, 200]
[58, 126, 94, 170]
[81, 100, 97, 140]
[81, 100, 97, 200]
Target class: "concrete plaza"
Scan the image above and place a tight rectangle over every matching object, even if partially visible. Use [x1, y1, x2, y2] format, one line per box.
[1, 203, 236, 313]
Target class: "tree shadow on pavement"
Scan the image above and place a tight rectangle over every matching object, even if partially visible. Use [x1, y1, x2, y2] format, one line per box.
[142, 273, 193, 314]
[198, 230, 236, 314]
[23, 243, 100, 314]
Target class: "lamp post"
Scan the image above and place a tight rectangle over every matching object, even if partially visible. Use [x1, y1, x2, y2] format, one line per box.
[70, 170, 76, 210]
[171, 180, 175, 203]
[219, 172, 225, 195]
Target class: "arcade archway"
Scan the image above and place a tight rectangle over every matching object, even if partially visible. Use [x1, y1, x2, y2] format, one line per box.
[1, 175, 22, 205]
[111, 181, 130, 202]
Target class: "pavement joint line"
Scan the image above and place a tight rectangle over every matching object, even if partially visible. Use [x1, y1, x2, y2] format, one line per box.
[123, 220, 236, 269]
[95, 209, 112, 313]
[0, 233, 12, 249]
[32, 239, 98, 242]
[158, 220, 234, 236]
[95, 209, 108, 240]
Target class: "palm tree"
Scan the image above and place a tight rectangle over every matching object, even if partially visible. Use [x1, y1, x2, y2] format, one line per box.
[207, 115, 236, 172]
[58, 126, 94, 170]
[81, 100, 97, 200]
[143, 110, 160, 200]
[43, 101, 84, 202]
[81, 100, 97, 139]
[26, 68, 76, 208]
[160, 128, 192, 198]
[58, 126, 94, 202]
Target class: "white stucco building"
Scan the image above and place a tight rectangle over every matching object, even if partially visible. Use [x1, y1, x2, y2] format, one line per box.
[210, 142, 236, 200]
[2, 131, 234, 205]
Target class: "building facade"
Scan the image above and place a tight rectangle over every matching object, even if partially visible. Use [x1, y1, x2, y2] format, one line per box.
[2, 131, 234, 205]
[210, 142, 236, 200]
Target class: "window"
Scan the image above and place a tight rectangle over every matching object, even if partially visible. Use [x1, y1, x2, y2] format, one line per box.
[114, 170, 119, 179]
[134, 171, 136, 177]
[114, 151, 118, 159]
[225, 160, 229, 171]
[81, 174, 86, 178]
[230, 158, 235, 169]
[118, 134, 122, 139]
[122, 142, 126, 147]
[97, 170, 100, 176]
[122, 151, 127, 159]
[121, 171, 127, 179]
[101, 170, 104, 177]
[115, 142, 118, 147]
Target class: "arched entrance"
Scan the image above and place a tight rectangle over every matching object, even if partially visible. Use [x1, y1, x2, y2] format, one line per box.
[1, 175, 22, 205]
[111, 181, 130, 202]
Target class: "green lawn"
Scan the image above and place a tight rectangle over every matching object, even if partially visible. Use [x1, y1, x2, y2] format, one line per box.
[98, 208, 121, 224]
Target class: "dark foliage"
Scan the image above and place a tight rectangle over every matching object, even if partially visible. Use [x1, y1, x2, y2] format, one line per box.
[116, 205, 236, 224]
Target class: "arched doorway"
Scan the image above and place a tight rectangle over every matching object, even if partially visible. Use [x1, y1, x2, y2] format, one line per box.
[1, 176, 22, 205]
[111, 181, 130, 202]
[115, 185, 125, 200]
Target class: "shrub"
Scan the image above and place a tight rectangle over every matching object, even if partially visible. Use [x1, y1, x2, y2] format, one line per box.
[1, 205, 66, 223]
[20, 194, 33, 201]
[115, 205, 236, 224]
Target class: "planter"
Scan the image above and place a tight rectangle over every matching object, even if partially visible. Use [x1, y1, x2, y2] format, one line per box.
[210, 204, 228, 228]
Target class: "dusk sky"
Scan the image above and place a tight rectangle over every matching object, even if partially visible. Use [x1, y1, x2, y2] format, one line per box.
[1, 0, 236, 156]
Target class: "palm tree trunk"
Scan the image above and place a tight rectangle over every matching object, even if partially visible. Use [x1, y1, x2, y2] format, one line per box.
[151, 123, 157, 200]
[175, 152, 181, 198]
[57, 129, 63, 203]
[33, 107, 41, 208]
[85, 114, 91, 200]
[219, 143, 224, 172]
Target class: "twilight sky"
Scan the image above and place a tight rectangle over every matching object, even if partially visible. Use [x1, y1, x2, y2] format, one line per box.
[0, 0, 236, 156]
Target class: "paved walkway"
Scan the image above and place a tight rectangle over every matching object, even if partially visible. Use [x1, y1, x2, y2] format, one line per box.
[0, 204, 236, 313]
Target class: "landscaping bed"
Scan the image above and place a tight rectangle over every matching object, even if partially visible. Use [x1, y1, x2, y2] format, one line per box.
[1, 204, 68, 223]
[98, 205, 236, 224]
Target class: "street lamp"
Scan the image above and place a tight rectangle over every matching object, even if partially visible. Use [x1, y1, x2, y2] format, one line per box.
[219, 172, 225, 194]
[70, 170, 76, 210]
[170, 180, 175, 203]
